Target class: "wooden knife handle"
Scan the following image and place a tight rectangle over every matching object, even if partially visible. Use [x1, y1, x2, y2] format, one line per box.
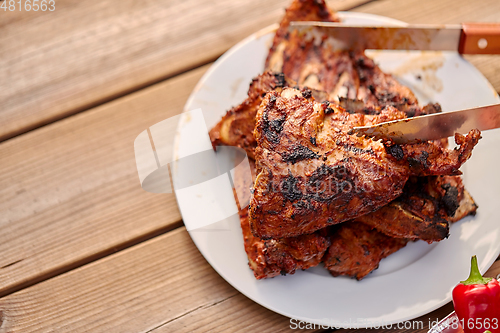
[459, 22, 500, 54]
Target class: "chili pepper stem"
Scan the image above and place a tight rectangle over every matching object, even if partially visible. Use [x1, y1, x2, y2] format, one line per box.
[460, 255, 492, 285]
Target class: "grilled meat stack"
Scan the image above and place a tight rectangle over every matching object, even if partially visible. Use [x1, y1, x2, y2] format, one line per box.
[209, 0, 479, 280]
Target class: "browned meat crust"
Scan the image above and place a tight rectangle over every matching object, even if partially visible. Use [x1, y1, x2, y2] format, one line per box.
[385, 131, 481, 176]
[209, 72, 442, 161]
[209, 72, 294, 159]
[249, 88, 480, 239]
[240, 207, 331, 279]
[235, 157, 330, 279]
[209, 72, 332, 159]
[210, 0, 481, 280]
[323, 222, 408, 280]
[352, 53, 418, 112]
[357, 175, 477, 243]
[234, 157, 349, 280]
[265, 0, 339, 72]
[265, 0, 419, 114]
[237, 156, 477, 279]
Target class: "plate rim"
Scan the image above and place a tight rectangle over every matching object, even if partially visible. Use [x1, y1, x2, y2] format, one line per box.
[179, 11, 500, 328]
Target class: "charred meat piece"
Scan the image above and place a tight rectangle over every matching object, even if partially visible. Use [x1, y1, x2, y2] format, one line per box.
[236, 155, 476, 279]
[265, 0, 355, 96]
[266, 0, 420, 114]
[355, 174, 478, 244]
[369, 175, 477, 242]
[240, 207, 330, 279]
[209, 72, 294, 159]
[358, 175, 478, 243]
[209, 72, 329, 158]
[384, 131, 480, 176]
[323, 222, 408, 280]
[266, 0, 339, 74]
[209, 73, 441, 160]
[356, 201, 449, 244]
[356, 175, 478, 244]
[234, 157, 330, 279]
[249, 88, 480, 239]
[211, 0, 441, 160]
[352, 53, 418, 112]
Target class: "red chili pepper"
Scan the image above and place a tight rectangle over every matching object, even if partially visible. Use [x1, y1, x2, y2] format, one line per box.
[452, 255, 500, 333]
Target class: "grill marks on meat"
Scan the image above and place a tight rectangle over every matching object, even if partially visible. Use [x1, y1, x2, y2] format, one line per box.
[235, 156, 330, 279]
[353, 54, 418, 112]
[323, 222, 408, 280]
[265, 0, 420, 115]
[281, 145, 320, 164]
[265, 0, 339, 74]
[249, 88, 480, 239]
[401, 175, 477, 223]
[209, 72, 441, 161]
[209, 72, 294, 159]
[209, 72, 330, 159]
[385, 130, 481, 176]
[236, 158, 396, 280]
[357, 175, 477, 243]
[240, 207, 331, 279]
[209, 0, 482, 281]
[325, 176, 477, 279]
[236, 159, 477, 279]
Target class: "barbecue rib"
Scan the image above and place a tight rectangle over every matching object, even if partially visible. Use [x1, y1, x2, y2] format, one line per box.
[209, 73, 294, 159]
[234, 157, 330, 279]
[240, 207, 331, 279]
[358, 175, 477, 243]
[265, 0, 421, 113]
[209, 0, 481, 280]
[236, 157, 477, 279]
[209, 71, 444, 161]
[209, 72, 330, 159]
[249, 88, 481, 239]
[324, 175, 478, 279]
[323, 222, 408, 280]
[266, 0, 339, 74]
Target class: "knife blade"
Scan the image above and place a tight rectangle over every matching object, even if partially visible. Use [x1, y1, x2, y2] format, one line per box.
[427, 311, 461, 333]
[290, 21, 500, 54]
[350, 103, 500, 144]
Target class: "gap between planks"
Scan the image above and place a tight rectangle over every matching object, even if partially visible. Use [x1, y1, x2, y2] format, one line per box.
[0, 220, 183, 299]
[0, 66, 213, 299]
[0, 0, 373, 143]
[2, 0, 499, 143]
[0, 228, 325, 333]
[0, 0, 374, 301]
[1, 226, 498, 333]
[1, 0, 499, 324]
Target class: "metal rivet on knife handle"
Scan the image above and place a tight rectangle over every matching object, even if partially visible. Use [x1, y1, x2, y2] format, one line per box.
[459, 22, 500, 54]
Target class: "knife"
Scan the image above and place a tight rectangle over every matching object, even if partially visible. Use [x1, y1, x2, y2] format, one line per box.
[290, 22, 500, 54]
[350, 103, 500, 144]
[427, 311, 462, 333]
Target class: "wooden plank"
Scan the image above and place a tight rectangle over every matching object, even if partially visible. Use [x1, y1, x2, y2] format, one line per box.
[335, 259, 500, 333]
[354, 0, 500, 93]
[1, 227, 499, 333]
[0, 65, 213, 298]
[327, 0, 375, 12]
[0, 0, 371, 141]
[0, 228, 324, 333]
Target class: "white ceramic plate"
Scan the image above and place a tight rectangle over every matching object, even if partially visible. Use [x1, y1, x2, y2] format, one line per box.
[178, 12, 500, 328]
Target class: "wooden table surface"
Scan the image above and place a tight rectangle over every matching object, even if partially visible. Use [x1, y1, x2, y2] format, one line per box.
[1, 0, 500, 332]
